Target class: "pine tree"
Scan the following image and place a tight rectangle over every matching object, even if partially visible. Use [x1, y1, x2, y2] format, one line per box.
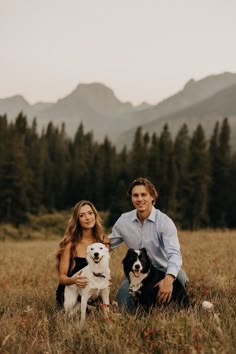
[214, 118, 231, 226]
[41, 122, 70, 210]
[174, 124, 190, 227]
[187, 125, 210, 229]
[0, 114, 8, 166]
[107, 179, 132, 227]
[53, 123, 70, 209]
[158, 124, 175, 213]
[91, 137, 116, 210]
[24, 118, 44, 213]
[0, 115, 9, 221]
[166, 149, 178, 220]
[103, 137, 117, 207]
[208, 118, 232, 227]
[0, 123, 29, 224]
[147, 132, 160, 187]
[130, 127, 149, 178]
[67, 123, 95, 205]
[107, 147, 132, 226]
[227, 153, 236, 227]
[117, 146, 130, 182]
[208, 121, 220, 226]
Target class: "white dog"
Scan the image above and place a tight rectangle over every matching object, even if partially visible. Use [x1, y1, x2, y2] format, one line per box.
[64, 242, 110, 324]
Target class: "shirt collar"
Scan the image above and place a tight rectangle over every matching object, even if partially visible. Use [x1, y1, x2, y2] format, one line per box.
[132, 206, 157, 223]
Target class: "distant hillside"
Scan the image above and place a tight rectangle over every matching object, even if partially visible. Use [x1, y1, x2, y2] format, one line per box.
[0, 83, 139, 139]
[36, 83, 137, 138]
[0, 95, 32, 118]
[119, 72, 236, 128]
[0, 72, 236, 147]
[117, 83, 236, 149]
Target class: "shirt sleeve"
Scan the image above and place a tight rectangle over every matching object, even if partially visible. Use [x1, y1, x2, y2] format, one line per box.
[161, 215, 182, 278]
[108, 218, 124, 250]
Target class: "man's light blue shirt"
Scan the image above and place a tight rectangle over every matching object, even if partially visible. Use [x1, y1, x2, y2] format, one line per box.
[109, 206, 182, 278]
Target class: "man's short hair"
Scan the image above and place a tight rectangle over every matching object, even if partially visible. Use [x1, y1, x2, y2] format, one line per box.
[127, 177, 158, 205]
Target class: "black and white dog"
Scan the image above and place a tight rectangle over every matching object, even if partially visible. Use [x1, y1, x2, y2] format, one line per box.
[64, 243, 110, 324]
[122, 248, 189, 311]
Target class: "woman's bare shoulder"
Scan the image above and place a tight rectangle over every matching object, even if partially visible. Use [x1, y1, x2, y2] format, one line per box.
[62, 241, 72, 254]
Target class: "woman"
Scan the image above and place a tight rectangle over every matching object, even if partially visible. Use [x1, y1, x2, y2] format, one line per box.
[56, 200, 110, 306]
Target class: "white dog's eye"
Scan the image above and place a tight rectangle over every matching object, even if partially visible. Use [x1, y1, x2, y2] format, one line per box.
[100, 247, 103, 250]
[91, 248, 94, 250]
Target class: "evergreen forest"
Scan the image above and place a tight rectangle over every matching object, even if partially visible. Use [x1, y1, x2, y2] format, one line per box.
[0, 112, 235, 229]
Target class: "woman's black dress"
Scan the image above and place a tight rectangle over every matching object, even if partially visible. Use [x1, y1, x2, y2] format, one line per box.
[56, 257, 88, 307]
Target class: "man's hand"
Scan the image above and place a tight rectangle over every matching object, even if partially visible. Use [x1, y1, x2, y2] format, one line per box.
[154, 274, 175, 304]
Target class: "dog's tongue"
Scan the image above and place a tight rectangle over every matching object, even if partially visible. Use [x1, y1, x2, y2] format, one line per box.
[134, 270, 141, 277]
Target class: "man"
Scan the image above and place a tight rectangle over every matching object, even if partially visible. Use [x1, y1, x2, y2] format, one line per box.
[109, 177, 188, 310]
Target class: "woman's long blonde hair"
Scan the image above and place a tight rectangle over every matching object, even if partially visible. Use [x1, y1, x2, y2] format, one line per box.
[56, 200, 104, 272]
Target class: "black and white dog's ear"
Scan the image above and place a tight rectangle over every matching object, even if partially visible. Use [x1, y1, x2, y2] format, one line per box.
[122, 249, 134, 280]
[140, 247, 151, 261]
[122, 248, 134, 268]
[122, 248, 134, 263]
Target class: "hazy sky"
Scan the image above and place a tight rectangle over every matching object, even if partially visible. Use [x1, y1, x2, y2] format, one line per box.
[1, 0, 236, 105]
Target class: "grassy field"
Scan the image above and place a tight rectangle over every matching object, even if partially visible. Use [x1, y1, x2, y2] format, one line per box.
[0, 230, 236, 353]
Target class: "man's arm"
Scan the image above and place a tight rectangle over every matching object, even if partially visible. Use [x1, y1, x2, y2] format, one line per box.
[108, 219, 124, 250]
[155, 215, 182, 303]
[161, 215, 182, 278]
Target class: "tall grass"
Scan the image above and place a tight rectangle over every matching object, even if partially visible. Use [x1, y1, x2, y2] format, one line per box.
[0, 230, 236, 353]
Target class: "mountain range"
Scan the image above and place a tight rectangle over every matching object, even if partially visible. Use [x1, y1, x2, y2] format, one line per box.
[0, 72, 236, 149]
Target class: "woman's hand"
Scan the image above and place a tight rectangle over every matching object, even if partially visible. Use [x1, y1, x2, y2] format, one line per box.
[72, 270, 88, 288]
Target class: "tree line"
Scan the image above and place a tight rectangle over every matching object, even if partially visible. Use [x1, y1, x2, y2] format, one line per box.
[0, 112, 235, 229]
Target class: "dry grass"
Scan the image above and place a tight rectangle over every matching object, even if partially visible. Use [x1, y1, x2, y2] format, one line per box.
[0, 230, 236, 353]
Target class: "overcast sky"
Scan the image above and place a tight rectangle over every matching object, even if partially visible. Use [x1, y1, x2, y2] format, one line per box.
[1, 0, 236, 105]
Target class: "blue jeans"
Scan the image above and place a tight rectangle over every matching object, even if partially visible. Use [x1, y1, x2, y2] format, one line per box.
[115, 268, 189, 312]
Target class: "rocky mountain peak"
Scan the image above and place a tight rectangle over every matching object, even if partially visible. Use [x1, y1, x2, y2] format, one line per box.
[183, 78, 195, 90]
[73, 82, 117, 101]
[70, 82, 133, 115]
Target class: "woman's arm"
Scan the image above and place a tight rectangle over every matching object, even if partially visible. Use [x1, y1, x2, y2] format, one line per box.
[58, 242, 75, 285]
[58, 242, 88, 288]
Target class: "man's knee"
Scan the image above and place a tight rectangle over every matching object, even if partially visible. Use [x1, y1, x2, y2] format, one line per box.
[115, 278, 135, 312]
[177, 269, 189, 287]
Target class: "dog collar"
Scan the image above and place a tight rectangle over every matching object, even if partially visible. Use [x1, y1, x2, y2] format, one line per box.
[93, 272, 106, 278]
